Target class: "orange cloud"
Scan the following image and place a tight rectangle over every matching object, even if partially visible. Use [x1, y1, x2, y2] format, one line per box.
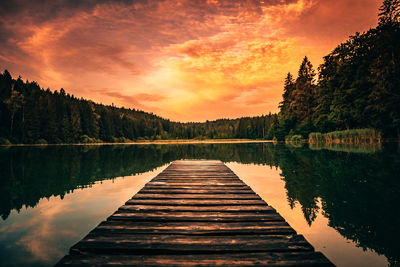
[0, 0, 382, 121]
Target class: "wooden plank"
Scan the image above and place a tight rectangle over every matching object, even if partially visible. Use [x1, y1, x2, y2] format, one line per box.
[158, 172, 234, 174]
[160, 173, 237, 175]
[156, 175, 237, 178]
[109, 211, 285, 222]
[147, 182, 246, 186]
[156, 174, 237, 177]
[154, 177, 240, 180]
[56, 252, 334, 266]
[152, 179, 243, 183]
[132, 193, 261, 199]
[92, 221, 296, 235]
[159, 170, 234, 172]
[142, 186, 252, 190]
[125, 199, 268, 206]
[118, 204, 276, 212]
[152, 180, 242, 184]
[70, 234, 314, 255]
[138, 189, 255, 194]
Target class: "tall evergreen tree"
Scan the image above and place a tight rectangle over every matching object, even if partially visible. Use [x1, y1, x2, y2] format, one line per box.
[291, 57, 316, 134]
[279, 72, 295, 118]
[378, 0, 400, 25]
[4, 84, 24, 138]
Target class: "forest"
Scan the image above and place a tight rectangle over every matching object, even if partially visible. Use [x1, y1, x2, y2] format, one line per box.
[0, 0, 399, 144]
[0, 71, 276, 144]
[277, 0, 400, 140]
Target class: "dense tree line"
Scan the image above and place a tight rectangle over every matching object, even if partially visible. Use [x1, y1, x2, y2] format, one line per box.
[0, 70, 276, 144]
[276, 0, 400, 139]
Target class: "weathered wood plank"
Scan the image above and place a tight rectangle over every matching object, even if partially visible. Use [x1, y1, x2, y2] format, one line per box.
[156, 174, 237, 177]
[141, 188, 253, 192]
[158, 171, 235, 173]
[125, 199, 268, 206]
[56, 252, 334, 267]
[152, 181, 242, 185]
[147, 182, 246, 186]
[92, 221, 296, 235]
[158, 173, 235, 175]
[118, 204, 275, 212]
[142, 185, 252, 190]
[132, 193, 260, 199]
[154, 177, 240, 180]
[154, 179, 239, 184]
[138, 189, 255, 194]
[70, 234, 313, 255]
[109, 211, 285, 222]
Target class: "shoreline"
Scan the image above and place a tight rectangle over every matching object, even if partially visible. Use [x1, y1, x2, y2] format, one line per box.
[2, 138, 397, 147]
[0, 139, 275, 147]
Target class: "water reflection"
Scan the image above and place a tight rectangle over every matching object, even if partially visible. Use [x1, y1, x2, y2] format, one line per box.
[0, 144, 277, 220]
[0, 143, 399, 266]
[0, 165, 167, 267]
[276, 145, 400, 266]
[227, 163, 389, 267]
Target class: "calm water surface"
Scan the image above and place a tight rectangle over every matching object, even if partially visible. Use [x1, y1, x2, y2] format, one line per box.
[0, 143, 399, 267]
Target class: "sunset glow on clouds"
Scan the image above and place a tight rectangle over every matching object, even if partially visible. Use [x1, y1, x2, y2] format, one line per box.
[0, 0, 381, 121]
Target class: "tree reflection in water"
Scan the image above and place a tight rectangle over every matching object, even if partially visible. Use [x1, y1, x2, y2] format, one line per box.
[0, 143, 399, 265]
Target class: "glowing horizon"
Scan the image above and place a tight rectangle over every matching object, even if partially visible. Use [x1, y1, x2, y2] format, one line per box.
[0, 0, 381, 122]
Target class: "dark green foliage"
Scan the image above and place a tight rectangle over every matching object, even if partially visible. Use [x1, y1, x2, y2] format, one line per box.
[379, 0, 400, 25]
[276, 144, 400, 266]
[279, 72, 295, 119]
[277, 1, 400, 139]
[309, 129, 382, 145]
[0, 70, 276, 143]
[275, 57, 317, 139]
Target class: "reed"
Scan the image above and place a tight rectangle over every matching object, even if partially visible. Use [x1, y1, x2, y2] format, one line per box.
[285, 134, 304, 144]
[0, 137, 11, 145]
[308, 129, 382, 145]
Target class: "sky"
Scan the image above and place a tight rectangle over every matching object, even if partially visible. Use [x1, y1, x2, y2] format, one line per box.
[0, 0, 381, 122]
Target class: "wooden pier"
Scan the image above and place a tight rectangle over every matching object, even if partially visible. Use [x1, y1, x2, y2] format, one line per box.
[56, 160, 334, 266]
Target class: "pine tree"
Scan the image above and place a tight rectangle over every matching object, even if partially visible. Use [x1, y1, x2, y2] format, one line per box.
[279, 72, 295, 119]
[292, 57, 316, 128]
[70, 104, 82, 142]
[379, 0, 400, 25]
[4, 84, 24, 138]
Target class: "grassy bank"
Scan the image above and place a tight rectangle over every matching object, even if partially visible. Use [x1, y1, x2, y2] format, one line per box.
[309, 129, 382, 145]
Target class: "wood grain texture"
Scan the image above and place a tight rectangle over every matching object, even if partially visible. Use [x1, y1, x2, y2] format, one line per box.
[69, 234, 314, 255]
[125, 199, 268, 206]
[118, 204, 276, 212]
[91, 221, 296, 235]
[55, 160, 334, 267]
[56, 252, 334, 267]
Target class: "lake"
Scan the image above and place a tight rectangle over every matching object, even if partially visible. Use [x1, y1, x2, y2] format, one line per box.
[0, 143, 399, 267]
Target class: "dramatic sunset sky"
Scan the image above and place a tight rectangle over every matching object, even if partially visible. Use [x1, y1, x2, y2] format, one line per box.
[0, 0, 381, 121]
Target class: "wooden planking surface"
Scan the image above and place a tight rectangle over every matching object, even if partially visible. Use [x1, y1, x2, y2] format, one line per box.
[56, 160, 334, 267]
[69, 234, 314, 254]
[91, 221, 296, 235]
[54, 252, 332, 267]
